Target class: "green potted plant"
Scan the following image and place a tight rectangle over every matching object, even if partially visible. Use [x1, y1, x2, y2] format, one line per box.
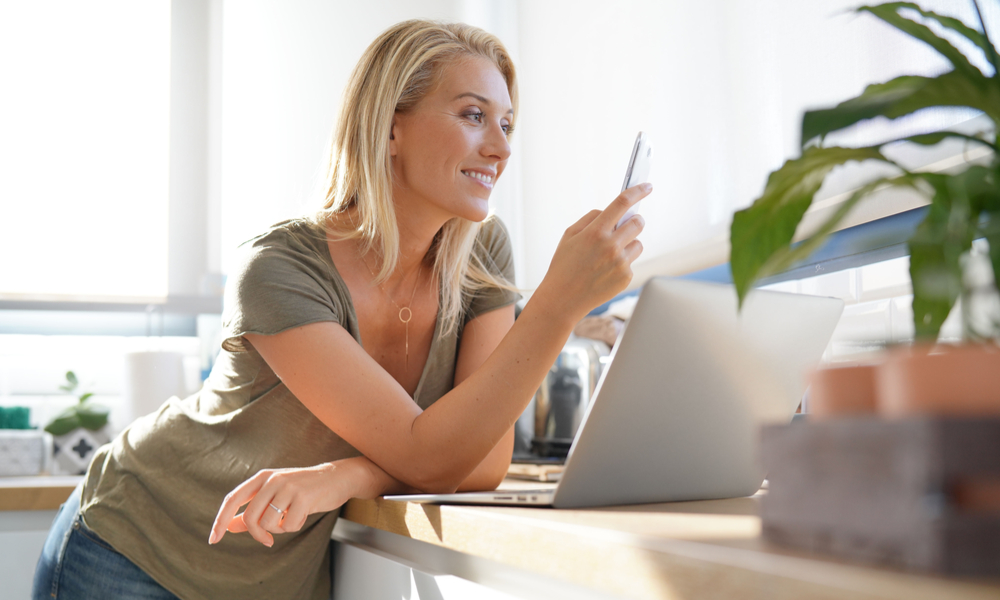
[46, 371, 111, 475]
[730, 0, 1000, 416]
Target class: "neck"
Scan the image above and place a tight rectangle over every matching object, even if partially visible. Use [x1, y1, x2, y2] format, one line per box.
[383, 179, 453, 284]
[338, 208, 447, 299]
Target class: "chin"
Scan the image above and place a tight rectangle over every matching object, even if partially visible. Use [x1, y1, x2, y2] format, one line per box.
[454, 197, 490, 222]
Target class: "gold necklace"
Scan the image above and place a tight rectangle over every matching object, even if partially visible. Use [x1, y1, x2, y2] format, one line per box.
[362, 255, 422, 370]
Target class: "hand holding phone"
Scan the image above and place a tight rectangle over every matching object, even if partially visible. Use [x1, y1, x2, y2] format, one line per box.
[616, 132, 653, 229]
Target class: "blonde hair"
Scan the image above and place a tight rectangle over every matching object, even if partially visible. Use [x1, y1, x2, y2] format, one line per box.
[318, 20, 518, 337]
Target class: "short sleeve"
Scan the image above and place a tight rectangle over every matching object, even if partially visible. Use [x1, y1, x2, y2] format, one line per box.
[464, 216, 522, 325]
[221, 220, 345, 353]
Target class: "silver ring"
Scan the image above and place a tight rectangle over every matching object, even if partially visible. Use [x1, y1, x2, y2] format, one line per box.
[268, 502, 285, 515]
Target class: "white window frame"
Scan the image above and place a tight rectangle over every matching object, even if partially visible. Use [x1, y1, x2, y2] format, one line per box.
[0, 0, 224, 334]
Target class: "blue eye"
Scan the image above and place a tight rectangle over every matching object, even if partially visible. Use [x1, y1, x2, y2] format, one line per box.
[467, 111, 484, 122]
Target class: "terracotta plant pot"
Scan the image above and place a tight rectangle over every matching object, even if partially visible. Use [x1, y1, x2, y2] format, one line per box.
[807, 363, 878, 419]
[876, 344, 1000, 418]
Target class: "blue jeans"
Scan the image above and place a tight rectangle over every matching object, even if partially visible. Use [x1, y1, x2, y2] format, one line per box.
[32, 484, 180, 600]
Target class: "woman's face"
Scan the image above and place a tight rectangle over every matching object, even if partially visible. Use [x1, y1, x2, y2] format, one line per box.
[389, 56, 513, 224]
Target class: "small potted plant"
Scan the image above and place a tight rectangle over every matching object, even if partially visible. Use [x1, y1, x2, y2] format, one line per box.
[46, 371, 111, 475]
[730, 0, 1000, 416]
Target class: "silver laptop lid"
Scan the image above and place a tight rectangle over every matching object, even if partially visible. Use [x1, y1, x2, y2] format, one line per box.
[552, 278, 843, 508]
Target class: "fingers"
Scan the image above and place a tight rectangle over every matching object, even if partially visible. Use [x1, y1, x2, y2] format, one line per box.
[209, 471, 268, 545]
[240, 488, 281, 547]
[624, 238, 643, 264]
[210, 470, 289, 547]
[614, 213, 645, 244]
[257, 498, 287, 533]
[280, 504, 309, 534]
[596, 183, 652, 231]
[226, 514, 248, 533]
[209, 463, 344, 547]
[565, 209, 602, 237]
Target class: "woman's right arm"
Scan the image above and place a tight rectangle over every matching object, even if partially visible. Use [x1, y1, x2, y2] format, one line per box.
[231, 185, 649, 495]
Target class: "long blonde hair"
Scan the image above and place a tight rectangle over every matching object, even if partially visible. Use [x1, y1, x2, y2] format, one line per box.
[318, 20, 518, 337]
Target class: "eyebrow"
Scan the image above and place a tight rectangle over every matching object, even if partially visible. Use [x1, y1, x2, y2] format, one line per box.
[452, 92, 514, 116]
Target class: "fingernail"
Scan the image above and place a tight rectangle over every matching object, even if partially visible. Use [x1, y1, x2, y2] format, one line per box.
[265, 538, 273, 548]
[208, 532, 217, 545]
[642, 182, 652, 191]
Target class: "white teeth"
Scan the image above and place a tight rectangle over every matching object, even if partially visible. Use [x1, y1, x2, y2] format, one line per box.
[463, 171, 493, 184]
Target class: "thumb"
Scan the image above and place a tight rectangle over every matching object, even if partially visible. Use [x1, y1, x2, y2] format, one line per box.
[227, 514, 249, 533]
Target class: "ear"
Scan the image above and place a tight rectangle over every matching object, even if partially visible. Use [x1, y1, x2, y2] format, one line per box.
[388, 117, 399, 156]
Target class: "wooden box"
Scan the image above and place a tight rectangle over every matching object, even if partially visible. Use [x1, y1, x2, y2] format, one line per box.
[760, 418, 1000, 576]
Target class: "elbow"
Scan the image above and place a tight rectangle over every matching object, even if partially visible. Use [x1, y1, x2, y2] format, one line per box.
[475, 464, 507, 492]
[408, 466, 505, 495]
[401, 461, 465, 494]
[409, 473, 463, 495]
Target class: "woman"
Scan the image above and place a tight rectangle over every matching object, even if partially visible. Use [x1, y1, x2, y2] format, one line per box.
[33, 19, 649, 600]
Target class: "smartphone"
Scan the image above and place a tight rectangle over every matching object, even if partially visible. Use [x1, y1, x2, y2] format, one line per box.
[616, 131, 653, 229]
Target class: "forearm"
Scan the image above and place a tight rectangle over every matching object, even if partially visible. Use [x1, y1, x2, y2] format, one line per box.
[406, 292, 576, 491]
[249, 189, 646, 495]
[342, 455, 417, 498]
[347, 426, 512, 496]
[455, 426, 514, 492]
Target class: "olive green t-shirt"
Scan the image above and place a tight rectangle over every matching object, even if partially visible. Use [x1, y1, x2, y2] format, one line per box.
[80, 216, 519, 600]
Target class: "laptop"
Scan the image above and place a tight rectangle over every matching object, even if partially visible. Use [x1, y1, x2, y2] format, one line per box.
[386, 278, 844, 508]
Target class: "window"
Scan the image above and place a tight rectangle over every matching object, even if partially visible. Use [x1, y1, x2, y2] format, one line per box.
[0, 0, 171, 300]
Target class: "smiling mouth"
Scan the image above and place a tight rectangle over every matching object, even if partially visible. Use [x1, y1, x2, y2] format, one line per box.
[461, 170, 494, 186]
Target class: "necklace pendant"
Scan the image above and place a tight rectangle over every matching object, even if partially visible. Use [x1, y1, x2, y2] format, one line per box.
[398, 306, 412, 324]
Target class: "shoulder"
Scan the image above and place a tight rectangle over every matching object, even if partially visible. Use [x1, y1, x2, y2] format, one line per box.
[230, 219, 330, 286]
[222, 218, 345, 352]
[462, 216, 520, 326]
[474, 215, 512, 253]
[237, 218, 327, 263]
[471, 215, 514, 273]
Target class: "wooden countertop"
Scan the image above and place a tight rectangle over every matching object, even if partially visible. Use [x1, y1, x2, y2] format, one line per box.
[339, 480, 1000, 600]
[0, 476, 81, 511]
[7, 476, 1000, 598]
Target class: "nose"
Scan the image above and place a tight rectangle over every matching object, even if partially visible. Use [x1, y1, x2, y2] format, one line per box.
[482, 120, 512, 162]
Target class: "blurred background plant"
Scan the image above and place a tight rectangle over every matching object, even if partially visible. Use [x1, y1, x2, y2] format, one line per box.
[44, 371, 109, 436]
[731, 0, 1000, 342]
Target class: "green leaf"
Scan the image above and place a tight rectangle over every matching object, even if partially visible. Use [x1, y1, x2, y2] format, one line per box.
[898, 2, 996, 69]
[972, 0, 1000, 77]
[985, 212, 1000, 311]
[730, 145, 890, 305]
[78, 392, 94, 404]
[976, 163, 1000, 310]
[44, 409, 82, 436]
[76, 404, 109, 431]
[859, 3, 984, 76]
[959, 165, 1000, 214]
[802, 70, 1000, 146]
[760, 174, 920, 278]
[901, 130, 998, 151]
[908, 173, 979, 340]
[59, 370, 79, 393]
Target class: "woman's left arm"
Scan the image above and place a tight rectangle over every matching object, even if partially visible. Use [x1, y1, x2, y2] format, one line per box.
[210, 305, 516, 546]
[451, 304, 517, 491]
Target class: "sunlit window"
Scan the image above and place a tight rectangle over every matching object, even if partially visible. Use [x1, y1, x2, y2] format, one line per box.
[0, 0, 171, 300]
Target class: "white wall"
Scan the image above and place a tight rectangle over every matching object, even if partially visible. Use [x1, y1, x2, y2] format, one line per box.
[220, 0, 525, 277]
[514, 0, 993, 288]
[218, 0, 997, 289]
